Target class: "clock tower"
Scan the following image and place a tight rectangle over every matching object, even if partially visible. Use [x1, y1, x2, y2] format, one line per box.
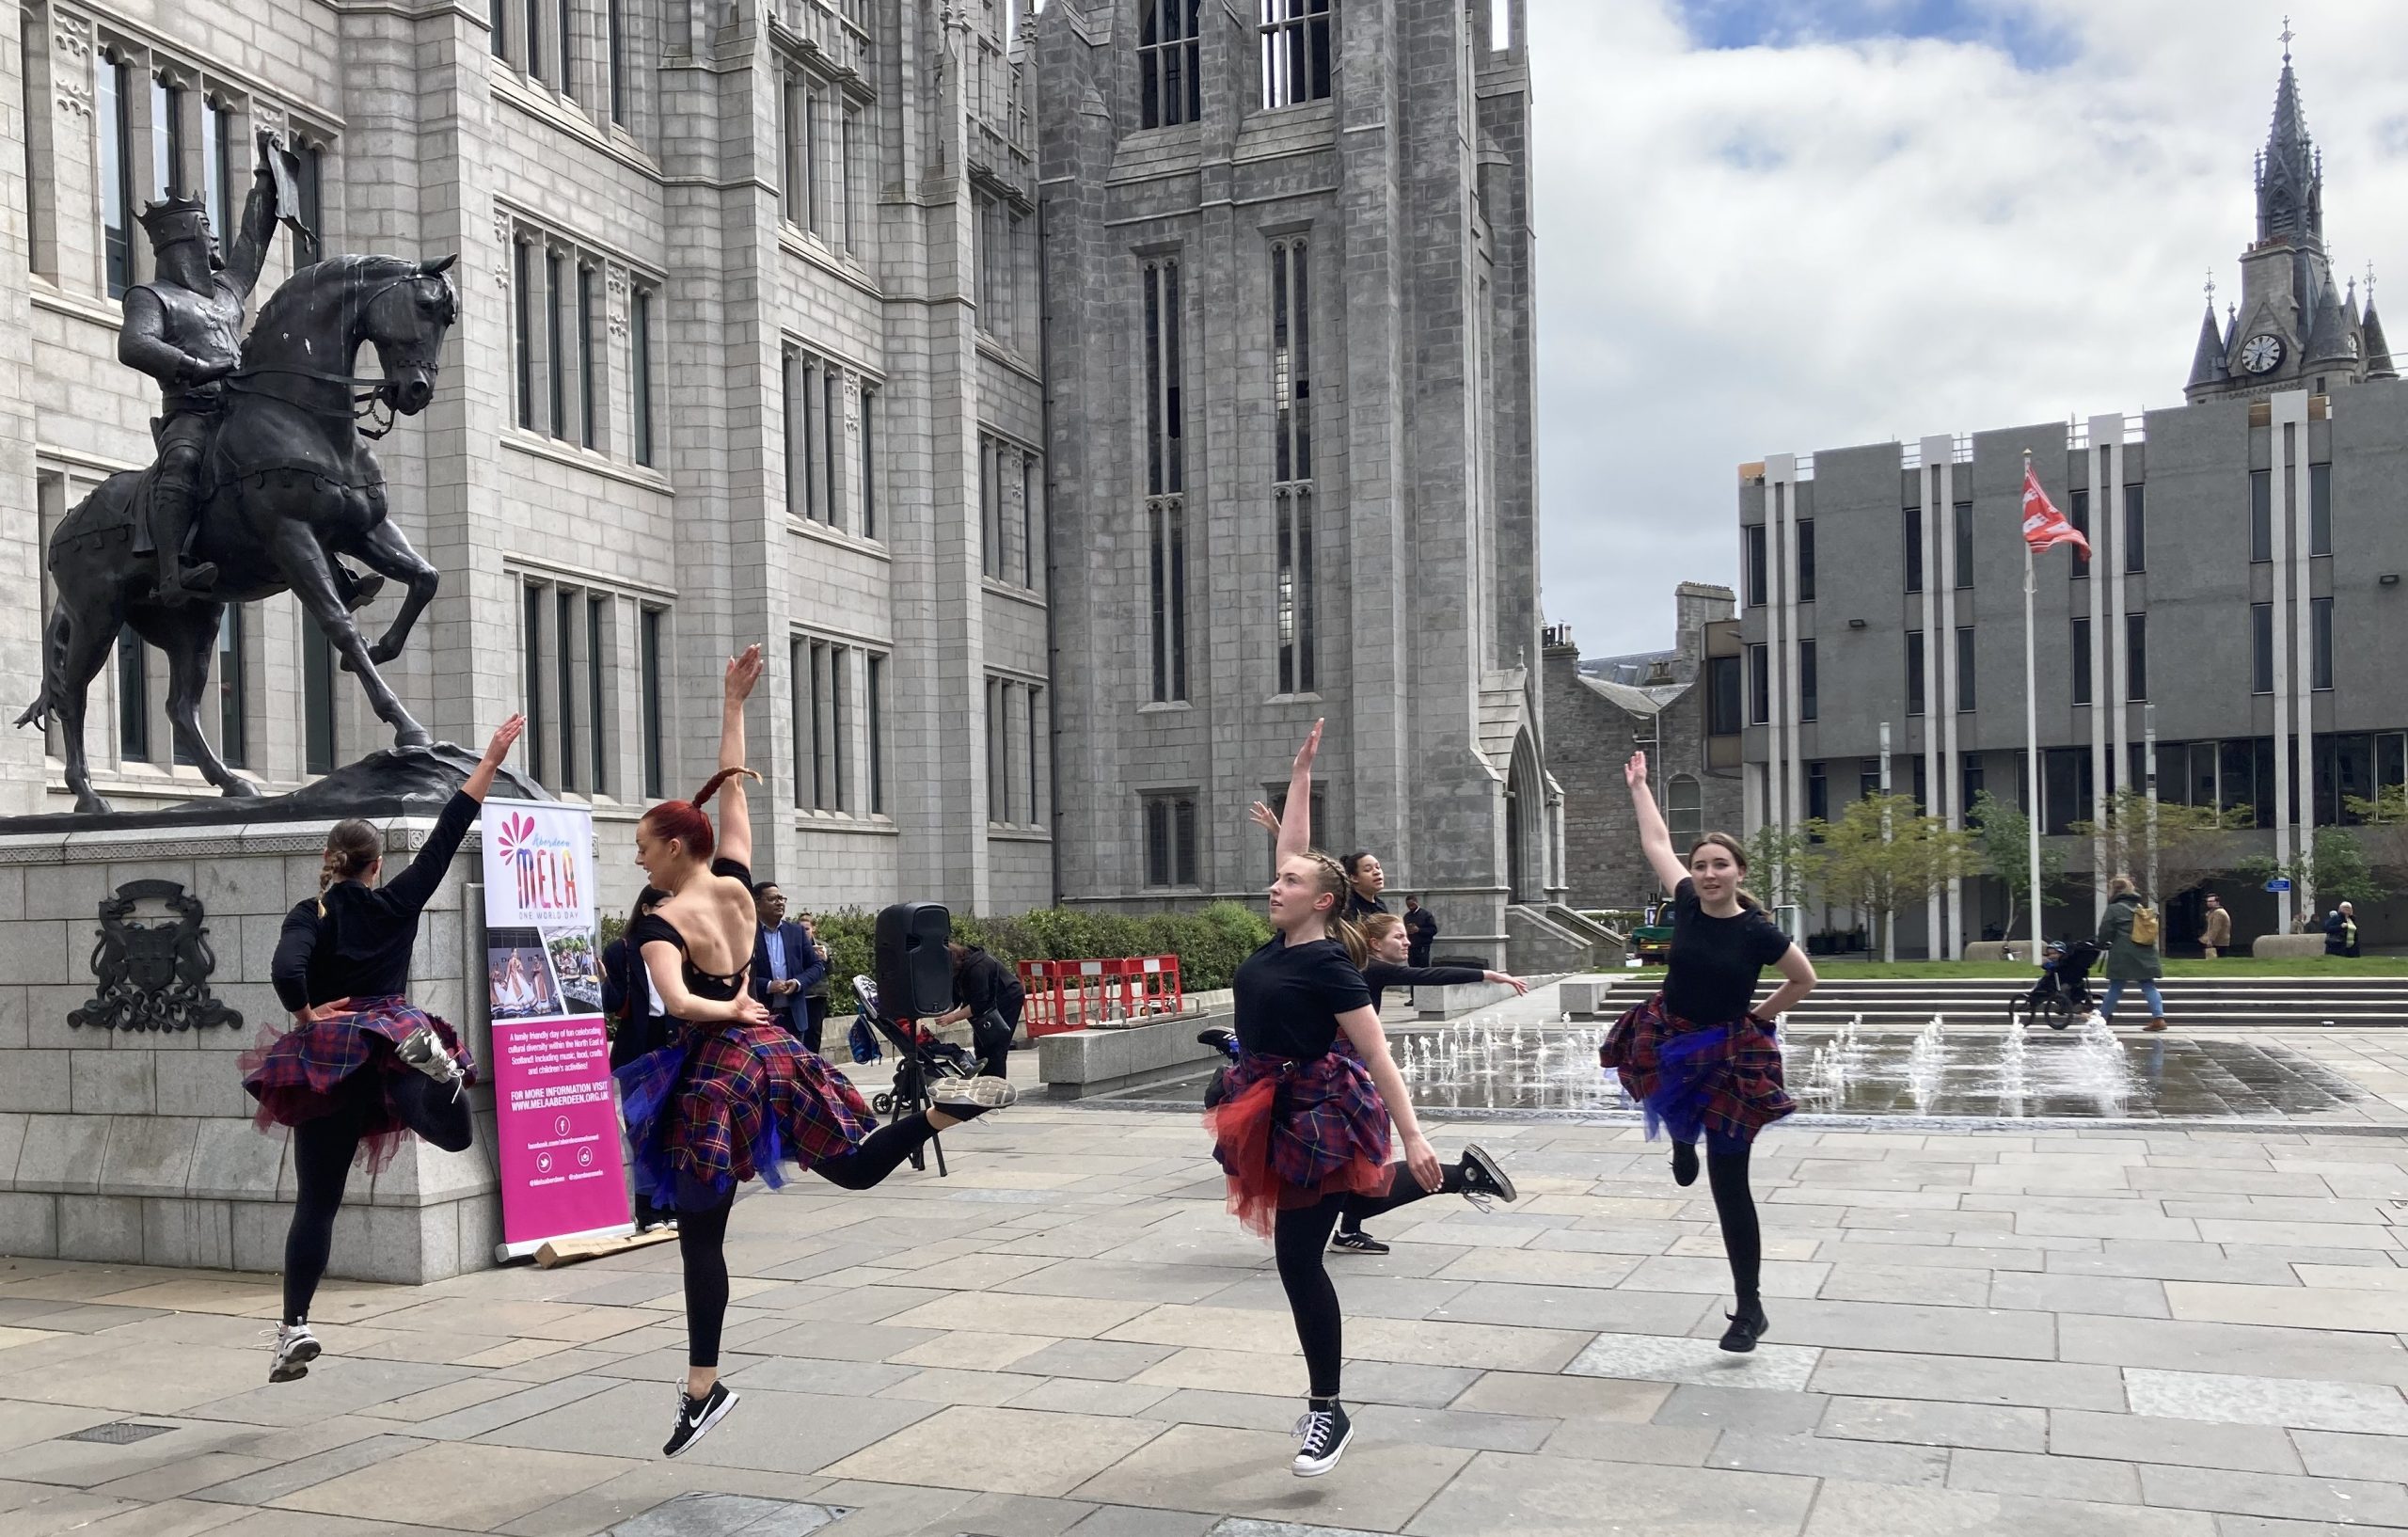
[2186, 30, 2397, 402]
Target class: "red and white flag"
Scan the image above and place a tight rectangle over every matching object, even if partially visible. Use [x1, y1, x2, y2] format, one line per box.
[2020, 467, 2091, 558]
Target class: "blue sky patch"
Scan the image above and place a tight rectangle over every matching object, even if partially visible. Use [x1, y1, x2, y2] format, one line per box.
[1671, 0, 2080, 71]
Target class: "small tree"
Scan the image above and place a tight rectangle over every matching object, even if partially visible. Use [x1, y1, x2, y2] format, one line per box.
[1804, 793, 1977, 959]
[1966, 789, 2064, 940]
[1740, 821, 1820, 911]
[2071, 787, 2254, 905]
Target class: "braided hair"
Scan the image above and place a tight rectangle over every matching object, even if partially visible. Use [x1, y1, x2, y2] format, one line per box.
[637, 767, 762, 862]
[316, 820, 383, 916]
[1292, 848, 1370, 968]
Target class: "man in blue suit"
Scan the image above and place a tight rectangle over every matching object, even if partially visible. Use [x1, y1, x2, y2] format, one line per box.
[751, 881, 827, 1052]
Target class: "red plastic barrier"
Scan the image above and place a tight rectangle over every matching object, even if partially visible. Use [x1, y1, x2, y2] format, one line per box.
[1017, 956, 1185, 1037]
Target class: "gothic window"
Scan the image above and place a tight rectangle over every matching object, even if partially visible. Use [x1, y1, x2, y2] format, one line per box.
[1665, 775, 1703, 846]
[216, 607, 248, 769]
[200, 97, 232, 240]
[514, 242, 535, 428]
[1144, 793, 1199, 886]
[98, 52, 135, 297]
[1272, 239, 1314, 694]
[1143, 257, 1188, 701]
[151, 72, 182, 200]
[1259, 0, 1332, 111]
[608, 0, 628, 121]
[631, 287, 656, 467]
[1139, 0, 1201, 129]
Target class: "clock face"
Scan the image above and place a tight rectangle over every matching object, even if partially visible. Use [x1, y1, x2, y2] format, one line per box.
[2242, 333, 2284, 373]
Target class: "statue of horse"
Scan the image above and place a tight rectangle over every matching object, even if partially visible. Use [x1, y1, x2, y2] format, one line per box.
[16, 253, 459, 814]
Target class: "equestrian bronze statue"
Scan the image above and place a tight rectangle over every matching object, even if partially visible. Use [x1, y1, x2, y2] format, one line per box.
[16, 129, 459, 814]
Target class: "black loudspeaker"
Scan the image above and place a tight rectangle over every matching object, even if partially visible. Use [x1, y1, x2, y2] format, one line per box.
[875, 902, 954, 1019]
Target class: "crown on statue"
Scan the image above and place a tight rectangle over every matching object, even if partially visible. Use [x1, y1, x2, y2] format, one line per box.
[136, 197, 213, 249]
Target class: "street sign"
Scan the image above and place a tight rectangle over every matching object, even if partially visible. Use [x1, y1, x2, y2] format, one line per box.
[2263, 877, 2292, 893]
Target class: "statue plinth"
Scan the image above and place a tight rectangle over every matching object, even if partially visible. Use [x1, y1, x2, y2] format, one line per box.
[0, 744, 549, 833]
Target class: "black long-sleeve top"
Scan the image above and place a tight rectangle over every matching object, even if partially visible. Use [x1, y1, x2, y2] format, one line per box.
[271, 791, 477, 1012]
[1361, 960, 1484, 1014]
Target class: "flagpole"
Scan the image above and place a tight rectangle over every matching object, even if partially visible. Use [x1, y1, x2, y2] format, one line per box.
[2022, 449, 2044, 972]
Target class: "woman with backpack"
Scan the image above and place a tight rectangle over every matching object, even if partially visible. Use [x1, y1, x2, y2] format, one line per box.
[2096, 875, 2166, 1032]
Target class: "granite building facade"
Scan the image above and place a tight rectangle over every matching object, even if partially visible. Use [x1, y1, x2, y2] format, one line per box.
[2, 0, 1052, 917]
[1739, 51, 2408, 956]
[1033, 0, 1564, 965]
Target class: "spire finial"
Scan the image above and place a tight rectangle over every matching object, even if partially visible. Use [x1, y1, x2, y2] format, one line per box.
[2281, 14, 2293, 63]
[2205, 270, 2217, 307]
[2368, 261, 2379, 300]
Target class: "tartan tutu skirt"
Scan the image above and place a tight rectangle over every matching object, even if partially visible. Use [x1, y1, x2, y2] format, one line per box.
[1204, 1049, 1393, 1238]
[238, 995, 477, 1172]
[616, 1021, 877, 1210]
[1599, 991, 1794, 1147]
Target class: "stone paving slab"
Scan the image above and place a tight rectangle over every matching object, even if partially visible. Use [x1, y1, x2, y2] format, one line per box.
[0, 1093, 2405, 1535]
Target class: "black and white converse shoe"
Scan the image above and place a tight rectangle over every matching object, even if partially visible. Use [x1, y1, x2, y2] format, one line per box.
[397, 1024, 467, 1100]
[1329, 1229, 1389, 1256]
[1196, 1025, 1239, 1060]
[931, 1075, 1017, 1119]
[662, 1380, 738, 1458]
[1291, 1399, 1354, 1477]
[268, 1321, 321, 1383]
[1458, 1144, 1517, 1212]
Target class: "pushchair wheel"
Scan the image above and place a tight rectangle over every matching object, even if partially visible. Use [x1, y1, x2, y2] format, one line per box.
[872, 1091, 895, 1115]
[2039, 996, 2074, 1031]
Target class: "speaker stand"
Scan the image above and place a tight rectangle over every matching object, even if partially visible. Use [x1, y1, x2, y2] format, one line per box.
[886, 1047, 949, 1178]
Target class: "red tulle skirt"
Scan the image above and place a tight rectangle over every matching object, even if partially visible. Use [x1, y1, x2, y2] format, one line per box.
[239, 996, 476, 1173]
[1203, 1050, 1393, 1238]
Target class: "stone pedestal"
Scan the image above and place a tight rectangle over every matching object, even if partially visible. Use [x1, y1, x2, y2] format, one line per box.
[0, 813, 499, 1282]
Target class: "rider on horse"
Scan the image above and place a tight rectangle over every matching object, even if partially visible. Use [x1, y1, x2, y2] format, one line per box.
[117, 133, 281, 608]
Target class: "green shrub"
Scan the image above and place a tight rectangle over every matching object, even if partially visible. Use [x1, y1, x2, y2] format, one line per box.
[800, 902, 1270, 1015]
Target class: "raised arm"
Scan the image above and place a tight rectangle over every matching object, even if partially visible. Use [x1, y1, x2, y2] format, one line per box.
[1625, 752, 1688, 895]
[223, 133, 282, 294]
[714, 647, 764, 873]
[382, 717, 525, 915]
[1275, 720, 1323, 864]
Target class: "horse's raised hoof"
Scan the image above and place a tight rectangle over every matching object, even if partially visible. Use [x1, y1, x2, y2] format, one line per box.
[218, 776, 261, 799]
[367, 640, 402, 665]
[73, 792, 111, 816]
[341, 572, 387, 611]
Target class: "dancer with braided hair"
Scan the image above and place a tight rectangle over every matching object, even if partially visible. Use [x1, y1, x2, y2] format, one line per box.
[1601, 751, 1817, 1352]
[244, 714, 525, 1384]
[1205, 721, 1517, 1477]
[617, 646, 1014, 1459]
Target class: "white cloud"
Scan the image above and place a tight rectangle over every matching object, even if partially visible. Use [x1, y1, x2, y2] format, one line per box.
[1530, 0, 2408, 653]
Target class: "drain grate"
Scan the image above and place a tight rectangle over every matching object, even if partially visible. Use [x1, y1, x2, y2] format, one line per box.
[61, 1421, 178, 1446]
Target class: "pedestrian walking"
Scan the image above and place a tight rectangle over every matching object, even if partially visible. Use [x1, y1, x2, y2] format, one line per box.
[2097, 875, 2167, 1032]
[2200, 894, 2232, 959]
[1207, 721, 1516, 1477]
[1600, 752, 1817, 1354]
[1402, 895, 1438, 968]
[243, 715, 523, 1384]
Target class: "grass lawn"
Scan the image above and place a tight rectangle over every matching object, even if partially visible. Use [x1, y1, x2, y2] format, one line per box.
[1614, 956, 2408, 979]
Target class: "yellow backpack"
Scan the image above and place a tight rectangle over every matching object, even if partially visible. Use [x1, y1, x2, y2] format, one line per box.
[2129, 904, 2160, 947]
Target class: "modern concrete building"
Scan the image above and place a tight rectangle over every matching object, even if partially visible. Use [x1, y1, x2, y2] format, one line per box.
[1739, 51, 2408, 957]
[1033, 0, 1569, 967]
[3, 0, 1052, 917]
[1544, 586, 1745, 912]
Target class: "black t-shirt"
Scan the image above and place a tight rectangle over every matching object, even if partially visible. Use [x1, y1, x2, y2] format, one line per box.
[1233, 935, 1374, 1059]
[271, 791, 477, 1011]
[627, 859, 754, 1004]
[955, 945, 1024, 1023]
[1661, 878, 1791, 1024]
[1343, 890, 1388, 923]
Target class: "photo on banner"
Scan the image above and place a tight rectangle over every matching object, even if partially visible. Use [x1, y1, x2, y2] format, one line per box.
[480, 799, 631, 1258]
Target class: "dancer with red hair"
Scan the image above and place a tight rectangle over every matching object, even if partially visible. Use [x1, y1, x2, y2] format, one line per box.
[618, 645, 1013, 1458]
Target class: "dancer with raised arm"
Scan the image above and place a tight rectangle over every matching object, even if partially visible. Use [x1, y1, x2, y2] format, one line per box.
[616, 646, 1014, 1458]
[244, 715, 525, 1384]
[1204, 721, 1517, 1477]
[1600, 751, 1817, 1352]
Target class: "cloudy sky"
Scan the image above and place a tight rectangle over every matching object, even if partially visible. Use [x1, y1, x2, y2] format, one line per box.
[1529, 0, 2408, 655]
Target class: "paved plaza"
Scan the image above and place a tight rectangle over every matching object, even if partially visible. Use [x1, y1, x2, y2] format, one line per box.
[2, 1045, 2406, 1537]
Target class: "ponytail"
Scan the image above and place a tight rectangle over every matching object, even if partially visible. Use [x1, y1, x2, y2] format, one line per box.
[1330, 912, 1370, 970]
[316, 819, 383, 916]
[640, 768, 761, 863]
[691, 766, 760, 808]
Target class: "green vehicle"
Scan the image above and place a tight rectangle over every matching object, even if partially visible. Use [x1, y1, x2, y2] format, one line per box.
[1630, 898, 1674, 965]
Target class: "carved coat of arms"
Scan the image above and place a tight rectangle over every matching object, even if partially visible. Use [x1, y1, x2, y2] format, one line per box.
[69, 879, 244, 1032]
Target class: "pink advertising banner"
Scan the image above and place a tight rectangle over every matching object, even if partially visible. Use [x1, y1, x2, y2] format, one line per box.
[481, 799, 631, 1257]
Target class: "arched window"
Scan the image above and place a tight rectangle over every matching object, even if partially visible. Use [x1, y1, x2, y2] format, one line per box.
[1666, 774, 1703, 846]
[1139, 0, 1201, 128]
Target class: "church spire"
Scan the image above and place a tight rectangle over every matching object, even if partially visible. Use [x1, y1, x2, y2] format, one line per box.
[2188, 273, 2229, 393]
[2257, 17, 2322, 246]
[2365, 265, 2399, 381]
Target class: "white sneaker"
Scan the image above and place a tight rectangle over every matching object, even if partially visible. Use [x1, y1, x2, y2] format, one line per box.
[931, 1075, 1017, 1118]
[398, 1024, 466, 1098]
[268, 1322, 321, 1383]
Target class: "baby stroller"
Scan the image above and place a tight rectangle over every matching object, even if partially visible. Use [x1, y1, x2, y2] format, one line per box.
[851, 974, 978, 1176]
[2009, 939, 2100, 1030]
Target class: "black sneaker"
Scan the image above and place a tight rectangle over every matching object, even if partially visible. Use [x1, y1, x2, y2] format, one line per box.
[1329, 1229, 1389, 1256]
[1719, 1299, 1769, 1354]
[662, 1380, 738, 1457]
[1458, 1144, 1517, 1212]
[1671, 1141, 1701, 1187]
[931, 1075, 1017, 1119]
[1291, 1400, 1354, 1477]
[1196, 1026, 1239, 1060]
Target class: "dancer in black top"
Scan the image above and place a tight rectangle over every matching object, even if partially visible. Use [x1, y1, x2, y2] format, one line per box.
[1357, 913, 1527, 1010]
[1600, 752, 1817, 1352]
[243, 715, 524, 1383]
[1341, 850, 1386, 923]
[616, 646, 1015, 1459]
[604, 886, 673, 1230]
[1206, 722, 1517, 1477]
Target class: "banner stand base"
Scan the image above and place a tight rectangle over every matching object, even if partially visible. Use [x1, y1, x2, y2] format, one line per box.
[497, 1222, 637, 1265]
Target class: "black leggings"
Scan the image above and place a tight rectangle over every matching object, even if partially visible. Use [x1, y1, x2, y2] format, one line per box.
[677, 1112, 943, 1369]
[1681, 1137, 1763, 1304]
[1275, 1160, 1467, 1399]
[284, 1069, 474, 1325]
